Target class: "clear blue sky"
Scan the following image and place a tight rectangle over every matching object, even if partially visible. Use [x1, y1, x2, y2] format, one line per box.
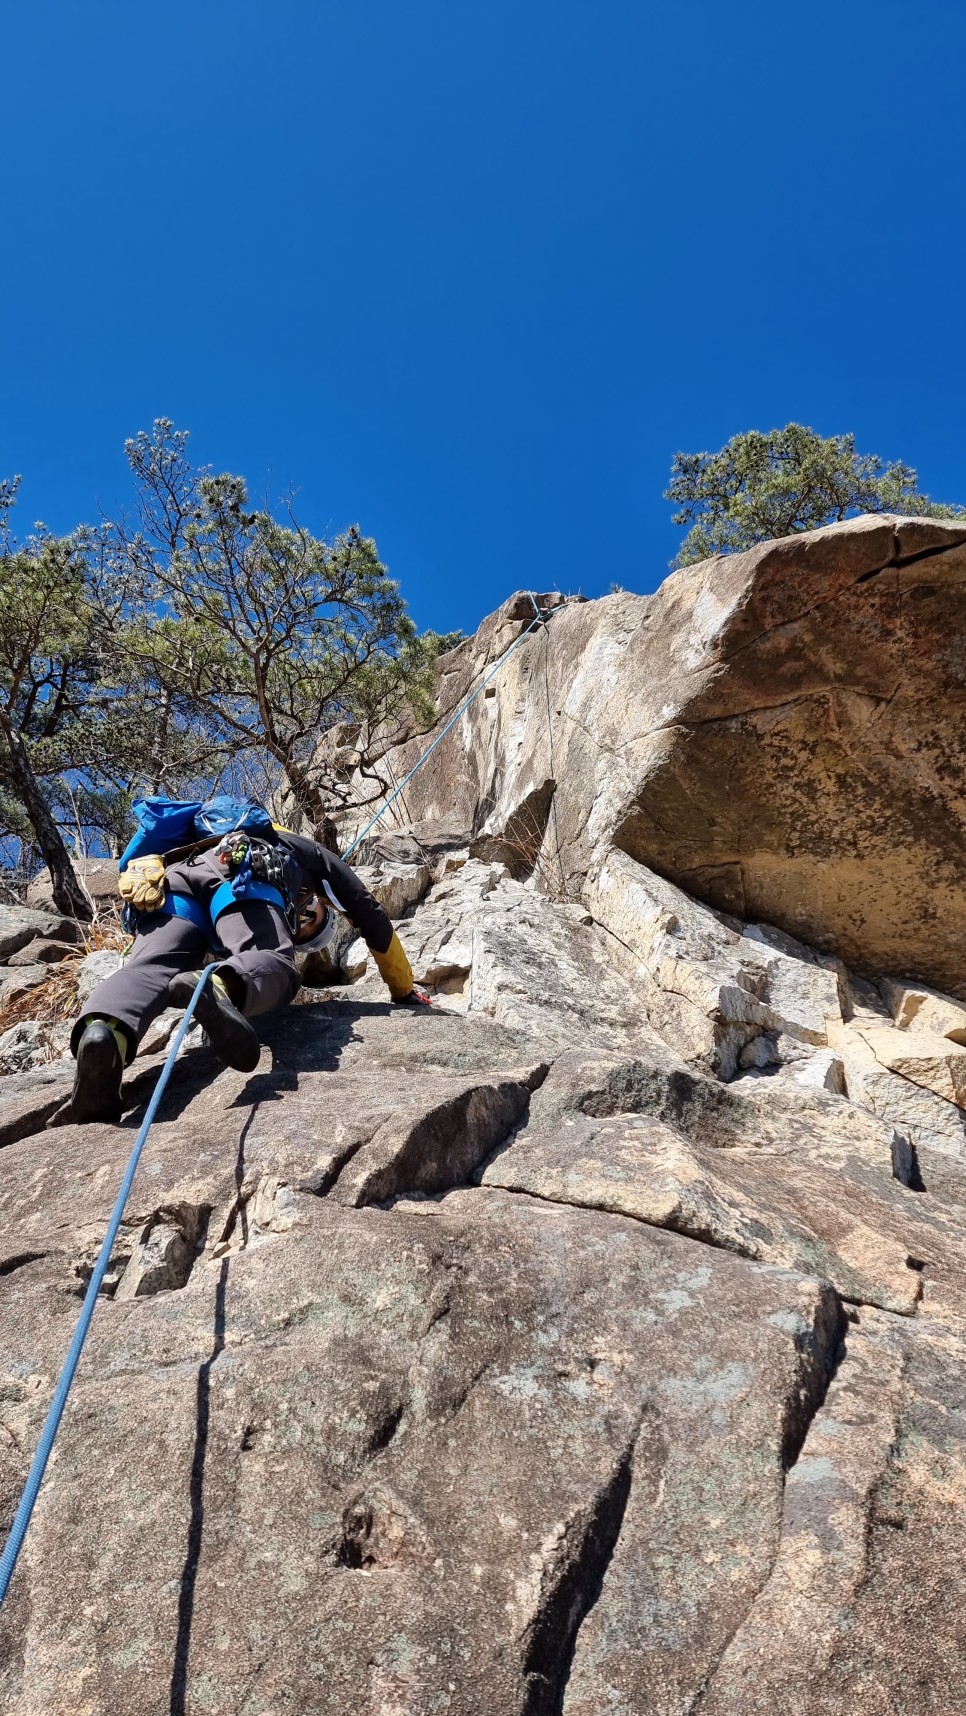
[2, 1, 964, 634]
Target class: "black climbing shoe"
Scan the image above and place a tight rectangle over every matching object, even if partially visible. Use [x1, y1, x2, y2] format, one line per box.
[48, 1019, 125, 1128]
[168, 970, 260, 1073]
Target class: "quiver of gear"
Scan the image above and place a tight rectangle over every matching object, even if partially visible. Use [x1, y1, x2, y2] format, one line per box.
[212, 831, 301, 931]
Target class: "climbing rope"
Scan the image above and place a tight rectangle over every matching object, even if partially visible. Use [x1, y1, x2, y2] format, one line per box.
[343, 592, 554, 860]
[0, 592, 562, 1605]
[0, 966, 215, 1606]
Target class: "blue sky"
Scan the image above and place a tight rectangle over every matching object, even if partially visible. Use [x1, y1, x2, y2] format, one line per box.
[2, 0, 964, 635]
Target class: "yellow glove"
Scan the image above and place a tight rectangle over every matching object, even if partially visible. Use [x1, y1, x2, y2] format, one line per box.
[118, 854, 168, 912]
[372, 930, 415, 1000]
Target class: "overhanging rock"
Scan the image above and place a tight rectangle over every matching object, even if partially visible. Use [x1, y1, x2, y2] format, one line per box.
[334, 515, 966, 992]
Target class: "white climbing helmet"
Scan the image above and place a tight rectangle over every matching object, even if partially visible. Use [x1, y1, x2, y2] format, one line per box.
[293, 894, 337, 951]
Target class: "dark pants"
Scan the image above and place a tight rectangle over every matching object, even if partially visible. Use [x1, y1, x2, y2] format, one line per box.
[76, 850, 300, 1053]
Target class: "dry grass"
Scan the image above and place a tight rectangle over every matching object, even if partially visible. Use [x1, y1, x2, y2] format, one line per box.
[0, 907, 130, 1040]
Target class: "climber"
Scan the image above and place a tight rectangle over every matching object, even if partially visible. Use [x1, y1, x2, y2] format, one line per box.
[51, 796, 429, 1127]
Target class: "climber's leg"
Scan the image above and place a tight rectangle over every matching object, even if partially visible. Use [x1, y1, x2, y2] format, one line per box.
[207, 899, 301, 1018]
[47, 913, 208, 1127]
[165, 898, 298, 1073]
[72, 910, 210, 1054]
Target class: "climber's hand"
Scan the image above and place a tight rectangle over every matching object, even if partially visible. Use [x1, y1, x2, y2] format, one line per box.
[394, 985, 433, 1008]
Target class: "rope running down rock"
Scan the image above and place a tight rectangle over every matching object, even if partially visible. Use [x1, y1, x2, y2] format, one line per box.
[0, 591, 561, 1606]
[0, 965, 216, 1606]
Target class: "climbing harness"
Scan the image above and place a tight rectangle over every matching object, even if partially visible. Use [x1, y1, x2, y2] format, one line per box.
[343, 592, 555, 860]
[120, 833, 295, 947]
[210, 832, 300, 933]
[0, 966, 215, 1607]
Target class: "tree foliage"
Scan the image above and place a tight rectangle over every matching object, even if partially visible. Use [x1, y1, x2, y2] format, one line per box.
[666, 423, 964, 567]
[0, 422, 459, 902]
[112, 421, 457, 830]
[0, 516, 112, 912]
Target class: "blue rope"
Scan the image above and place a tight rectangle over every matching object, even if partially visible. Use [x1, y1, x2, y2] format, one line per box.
[0, 965, 215, 1606]
[0, 592, 558, 1602]
[343, 592, 552, 860]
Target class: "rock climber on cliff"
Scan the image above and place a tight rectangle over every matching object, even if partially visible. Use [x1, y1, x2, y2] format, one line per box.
[51, 794, 429, 1127]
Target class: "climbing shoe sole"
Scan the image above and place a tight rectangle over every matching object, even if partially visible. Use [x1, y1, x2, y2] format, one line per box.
[57, 1021, 124, 1126]
[168, 972, 261, 1073]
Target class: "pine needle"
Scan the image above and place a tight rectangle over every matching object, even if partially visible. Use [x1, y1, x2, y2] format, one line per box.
[0, 909, 129, 1039]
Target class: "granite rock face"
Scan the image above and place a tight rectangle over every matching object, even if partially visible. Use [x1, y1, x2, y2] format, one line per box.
[334, 516, 966, 992]
[6, 527, 966, 1713]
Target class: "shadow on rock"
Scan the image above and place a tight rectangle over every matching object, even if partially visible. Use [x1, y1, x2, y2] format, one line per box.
[121, 999, 367, 1127]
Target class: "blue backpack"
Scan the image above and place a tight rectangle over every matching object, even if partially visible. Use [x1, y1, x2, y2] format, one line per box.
[194, 796, 276, 841]
[118, 796, 276, 871]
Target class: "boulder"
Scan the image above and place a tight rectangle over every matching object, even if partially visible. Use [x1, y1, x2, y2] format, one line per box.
[827, 1019, 966, 1156]
[0, 906, 80, 963]
[74, 948, 124, 1009]
[6, 938, 79, 967]
[0, 1058, 75, 1146]
[880, 976, 966, 1041]
[0, 1020, 54, 1077]
[339, 935, 369, 980]
[25, 857, 120, 913]
[853, 1024, 966, 1105]
[0, 965, 50, 1007]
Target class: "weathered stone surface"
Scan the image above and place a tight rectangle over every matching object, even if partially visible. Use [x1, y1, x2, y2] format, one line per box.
[0, 965, 50, 1006]
[331, 1074, 535, 1206]
[881, 974, 966, 1040]
[0, 1059, 74, 1147]
[114, 1206, 205, 1300]
[4, 968, 966, 1712]
[9, 541, 966, 1711]
[339, 933, 369, 980]
[74, 947, 123, 1008]
[689, 1308, 966, 1716]
[25, 857, 121, 913]
[5, 938, 78, 968]
[0, 906, 79, 963]
[856, 1023, 966, 1104]
[588, 849, 842, 1077]
[0, 1180, 845, 1716]
[0, 1021, 56, 1077]
[335, 518, 966, 991]
[481, 1047, 966, 1319]
[356, 857, 434, 921]
[782, 1045, 847, 1094]
[828, 1018, 966, 1155]
[136, 1006, 184, 1058]
[350, 855, 666, 1057]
